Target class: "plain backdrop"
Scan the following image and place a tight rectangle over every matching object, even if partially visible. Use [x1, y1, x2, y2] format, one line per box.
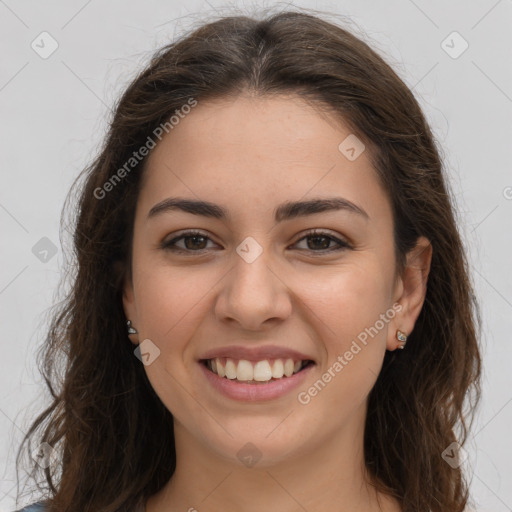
[1, 1, 511, 511]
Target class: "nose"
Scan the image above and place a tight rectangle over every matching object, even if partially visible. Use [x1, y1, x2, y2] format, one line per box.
[214, 245, 293, 331]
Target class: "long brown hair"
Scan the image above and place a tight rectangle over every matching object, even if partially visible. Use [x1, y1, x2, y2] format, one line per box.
[16, 9, 481, 512]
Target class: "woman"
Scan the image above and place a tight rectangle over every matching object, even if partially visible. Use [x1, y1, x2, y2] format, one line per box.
[15, 9, 481, 512]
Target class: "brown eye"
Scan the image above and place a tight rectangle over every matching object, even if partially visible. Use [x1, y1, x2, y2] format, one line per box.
[161, 229, 351, 255]
[182, 234, 208, 250]
[293, 230, 351, 253]
[161, 231, 216, 253]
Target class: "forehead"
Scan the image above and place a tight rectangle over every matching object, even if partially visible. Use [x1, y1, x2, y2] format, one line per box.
[138, 94, 390, 226]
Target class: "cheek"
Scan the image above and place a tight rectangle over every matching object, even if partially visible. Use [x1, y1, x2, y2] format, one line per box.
[295, 261, 392, 406]
[132, 260, 219, 375]
[131, 264, 215, 417]
[298, 259, 393, 342]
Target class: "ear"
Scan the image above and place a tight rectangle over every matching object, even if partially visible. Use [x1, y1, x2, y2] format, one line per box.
[387, 236, 432, 351]
[123, 274, 139, 346]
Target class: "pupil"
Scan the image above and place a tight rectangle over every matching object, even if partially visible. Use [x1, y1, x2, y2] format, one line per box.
[309, 235, 329, 250]
[186, 235, 206, 250]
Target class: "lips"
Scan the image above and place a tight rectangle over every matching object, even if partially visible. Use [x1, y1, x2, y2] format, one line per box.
[199, 357, 315, 401]
[198, 344, 315, 363]
[197, 344, 316, 400]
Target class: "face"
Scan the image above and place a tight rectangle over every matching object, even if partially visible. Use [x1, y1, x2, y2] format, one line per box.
[123, 94, 430, 468]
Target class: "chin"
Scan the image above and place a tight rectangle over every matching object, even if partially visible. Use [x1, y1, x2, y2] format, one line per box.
[200, 421, 309, 469]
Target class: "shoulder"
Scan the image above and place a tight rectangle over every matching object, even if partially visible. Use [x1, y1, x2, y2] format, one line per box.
[14, 503, 47, 512]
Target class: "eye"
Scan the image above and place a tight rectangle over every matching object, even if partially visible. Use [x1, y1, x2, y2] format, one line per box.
[160, 229, 352, 255]
[161, 230, 218, 253]
[292, 229, 352, 253]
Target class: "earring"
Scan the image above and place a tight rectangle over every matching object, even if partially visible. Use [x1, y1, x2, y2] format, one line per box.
[396, 330, 407, 349]
[127, 320, 137, 335]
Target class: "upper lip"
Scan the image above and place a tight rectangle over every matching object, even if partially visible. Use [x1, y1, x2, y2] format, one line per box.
[199, 345, 315, 363]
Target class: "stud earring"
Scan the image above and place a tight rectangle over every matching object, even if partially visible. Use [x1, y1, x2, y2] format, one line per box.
[396, 330, 407, 349]
[127, 320, 137, 335]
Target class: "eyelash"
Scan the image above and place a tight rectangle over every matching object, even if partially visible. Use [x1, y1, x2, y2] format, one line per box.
[160, 229, 352, 255]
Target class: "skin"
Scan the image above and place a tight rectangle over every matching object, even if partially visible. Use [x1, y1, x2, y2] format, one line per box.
[123, 94, 432, 512]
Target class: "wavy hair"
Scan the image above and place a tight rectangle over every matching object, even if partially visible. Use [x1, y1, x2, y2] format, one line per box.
[16, 9, 481, 512]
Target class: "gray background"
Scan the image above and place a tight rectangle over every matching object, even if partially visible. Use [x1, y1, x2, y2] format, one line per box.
[1, 0, 511, 510]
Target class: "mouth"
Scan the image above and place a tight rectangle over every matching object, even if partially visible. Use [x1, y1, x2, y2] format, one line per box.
[200, 357, 315, 384]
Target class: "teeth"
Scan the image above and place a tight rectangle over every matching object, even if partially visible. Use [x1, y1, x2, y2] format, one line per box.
[206, 357, 309, 382]
[237, 360, 253, 381]
[253, 360, 272, 381]
[284, 359, 294, 377]
[271, 359, 284, 378]
[225, 359, 237, 379]
[216, 360, 226, 378]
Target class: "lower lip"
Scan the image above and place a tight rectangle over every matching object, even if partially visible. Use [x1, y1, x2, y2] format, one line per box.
[199, 361, 315, 402]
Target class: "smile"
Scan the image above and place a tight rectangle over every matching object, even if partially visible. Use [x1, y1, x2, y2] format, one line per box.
[199, 356, 316, 401]
[202, 357, 313, 383]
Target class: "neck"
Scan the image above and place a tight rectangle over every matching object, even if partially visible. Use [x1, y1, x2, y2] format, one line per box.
[146, 407, 400, 512]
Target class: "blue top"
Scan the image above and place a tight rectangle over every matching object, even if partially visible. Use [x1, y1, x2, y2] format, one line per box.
[15, 501, 145, 511]
[15, 505, 46, 512]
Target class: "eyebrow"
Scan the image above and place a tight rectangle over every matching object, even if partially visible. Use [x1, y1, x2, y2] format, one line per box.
[147, 196, 369, 222]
